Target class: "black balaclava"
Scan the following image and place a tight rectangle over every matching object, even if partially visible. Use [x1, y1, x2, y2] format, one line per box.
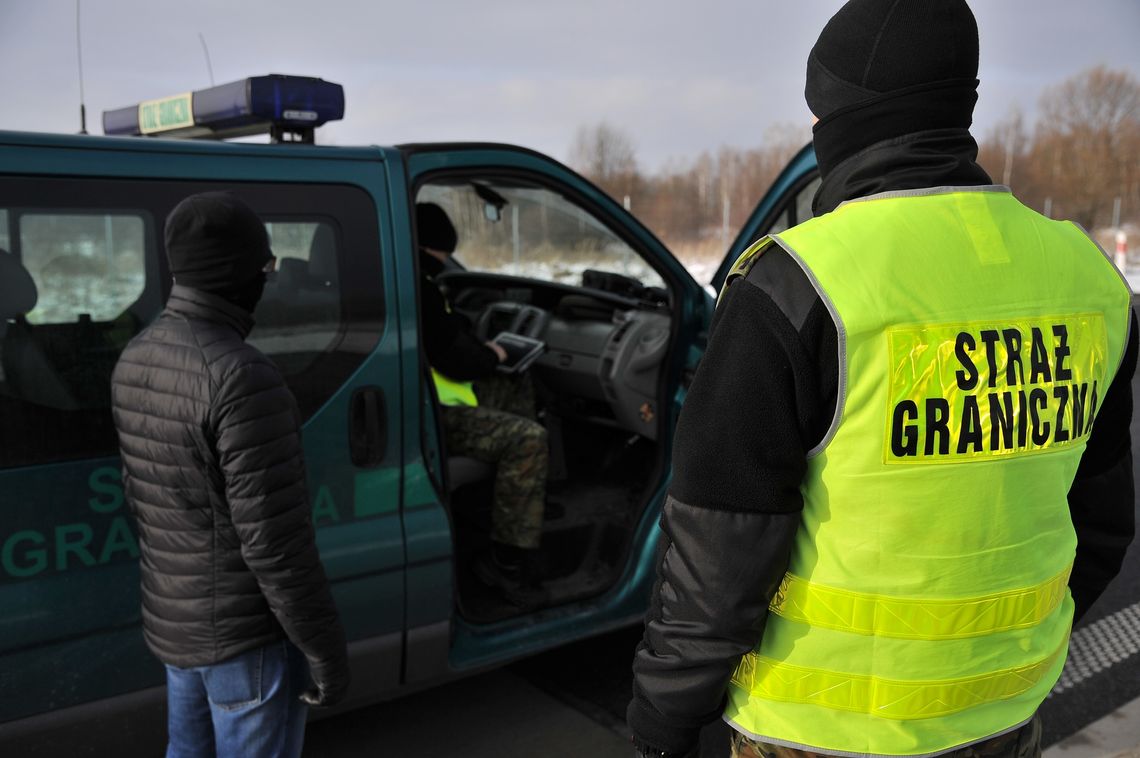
[165, 192, 274, 313]
[806, 0, 981, 181]
[415, 202, 458, 254]
[415, 202, 458, 279]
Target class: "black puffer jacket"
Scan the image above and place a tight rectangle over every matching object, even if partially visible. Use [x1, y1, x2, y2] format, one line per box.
[111, 285, 348, 687]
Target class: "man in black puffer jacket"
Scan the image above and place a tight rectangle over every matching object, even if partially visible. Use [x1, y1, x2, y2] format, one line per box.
[111, 192, 349, 758]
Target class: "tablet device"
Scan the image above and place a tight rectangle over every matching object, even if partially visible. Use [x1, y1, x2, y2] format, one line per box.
[491, 332, 545, 374]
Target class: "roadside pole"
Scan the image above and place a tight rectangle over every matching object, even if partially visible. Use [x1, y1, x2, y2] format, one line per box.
[1116, 229, 1128, 274]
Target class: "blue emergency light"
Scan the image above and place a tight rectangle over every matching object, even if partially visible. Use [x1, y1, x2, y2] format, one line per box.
[102, 74, 344, 143]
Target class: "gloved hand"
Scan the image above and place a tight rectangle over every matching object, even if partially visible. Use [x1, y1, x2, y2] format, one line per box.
[627, 698, 703, 758]
[299, 660, 350, 708]
[298, 684, 346, 708]
[631, 734, 699, 758]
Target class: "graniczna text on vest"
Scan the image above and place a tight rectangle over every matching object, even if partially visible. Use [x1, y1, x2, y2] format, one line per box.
[887, 314, 1108, 463]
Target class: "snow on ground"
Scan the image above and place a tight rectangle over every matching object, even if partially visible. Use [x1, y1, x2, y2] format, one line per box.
[483, 251, 724, 289]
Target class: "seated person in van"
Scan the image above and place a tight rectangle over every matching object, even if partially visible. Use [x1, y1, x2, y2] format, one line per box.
[416, 202, 549, 608]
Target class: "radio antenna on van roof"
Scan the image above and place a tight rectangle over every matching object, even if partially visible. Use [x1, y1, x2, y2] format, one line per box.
[75, 0, 87, 135]
[102, 74, 345, 144]
[198, 33, 216, 87]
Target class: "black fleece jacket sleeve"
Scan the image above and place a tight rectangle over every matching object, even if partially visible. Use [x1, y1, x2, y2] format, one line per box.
[1067, 309, 1138, 622]
[628, 273, 832, 755]
[421, 276, 499, 380]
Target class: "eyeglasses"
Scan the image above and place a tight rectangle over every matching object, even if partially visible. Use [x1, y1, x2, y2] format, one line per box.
[262, 256, 278, 274]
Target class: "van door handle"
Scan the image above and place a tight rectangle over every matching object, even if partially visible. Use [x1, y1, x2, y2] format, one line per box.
[349, 387, 386, 466]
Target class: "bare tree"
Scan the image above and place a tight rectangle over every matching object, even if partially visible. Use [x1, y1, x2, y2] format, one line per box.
[981, 107, 1029, 186]
[567, 121, 811, 250]
[1033, 66, 1140, 228]
[978, 107, 1046, 211]
[560, 70, 1140, 261]
[568, 122, 639, 201]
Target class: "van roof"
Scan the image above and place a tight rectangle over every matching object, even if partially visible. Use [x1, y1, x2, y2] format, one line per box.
[0, 129, 388, 162]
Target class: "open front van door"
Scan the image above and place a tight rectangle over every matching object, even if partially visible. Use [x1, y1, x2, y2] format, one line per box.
[398, 142, 714, 671]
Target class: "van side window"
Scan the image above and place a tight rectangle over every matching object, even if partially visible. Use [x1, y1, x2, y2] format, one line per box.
[418, 179, 667, 291]
[20, 214, 147, 324]
[0, 207, 156, 469]
[252, 220, 342, 380]
[0, 178, 383, 470]
[764, 209, 791, 236]
[793, 177, 822, 225]
[241, 187, 383, 420]
[758, 175, 823, 239]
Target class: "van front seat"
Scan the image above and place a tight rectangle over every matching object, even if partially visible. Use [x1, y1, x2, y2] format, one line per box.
[0, 249, 79, 409]
[0, 248, 36, 344]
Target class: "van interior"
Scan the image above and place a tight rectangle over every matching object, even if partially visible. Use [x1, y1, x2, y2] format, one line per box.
[416, 176, 676, 623]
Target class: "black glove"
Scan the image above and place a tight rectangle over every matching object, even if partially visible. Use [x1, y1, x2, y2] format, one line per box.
[299, 660, 350, 708]
[631, 734, 699, 758]
[628, 699, 702, 758]
[298, 684, 345, 708]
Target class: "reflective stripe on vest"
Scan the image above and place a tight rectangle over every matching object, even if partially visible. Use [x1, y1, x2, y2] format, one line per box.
[432, 369, 478, 407]
[731, 640, 1066, 721]
[770, 564, 1072, 640]
[723, 186, 1133, 757]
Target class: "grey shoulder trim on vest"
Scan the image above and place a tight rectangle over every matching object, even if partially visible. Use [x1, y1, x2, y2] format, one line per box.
[721, 236, 774, 305]
[768, 233, 845, 459]
[835, 184, 1011, 210]
[1071, 221, 1135, 381]
[741, 245, 820, 332]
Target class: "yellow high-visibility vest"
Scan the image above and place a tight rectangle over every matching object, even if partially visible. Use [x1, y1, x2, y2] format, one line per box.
[723, 187, 1132, 756]
[426, 274, 478, 408]
[432, 369, 478, 407]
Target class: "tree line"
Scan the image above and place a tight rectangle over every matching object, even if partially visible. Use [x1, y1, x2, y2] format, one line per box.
[569, 65, 1139, 258]
[977, 66, 1139, 232]
[568, 122, 810, 259]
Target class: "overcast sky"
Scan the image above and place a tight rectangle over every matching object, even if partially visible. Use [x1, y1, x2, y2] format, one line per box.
[1, 0, 1138, 171]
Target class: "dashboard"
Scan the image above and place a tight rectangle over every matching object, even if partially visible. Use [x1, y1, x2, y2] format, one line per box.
[440, 271, 672, 441]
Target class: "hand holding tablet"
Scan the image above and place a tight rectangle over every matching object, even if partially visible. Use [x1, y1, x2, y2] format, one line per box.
[489, 332, 545, 374]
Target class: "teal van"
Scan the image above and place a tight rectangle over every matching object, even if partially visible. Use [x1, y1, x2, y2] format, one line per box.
[0, 78, 819, 754]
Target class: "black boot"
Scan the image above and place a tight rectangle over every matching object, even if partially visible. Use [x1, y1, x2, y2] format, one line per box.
[542, 498, 565, 521]
[471, 542, 549, 610]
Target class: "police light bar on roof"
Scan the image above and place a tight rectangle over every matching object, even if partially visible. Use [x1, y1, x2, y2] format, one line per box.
[102, 74, 344, 143]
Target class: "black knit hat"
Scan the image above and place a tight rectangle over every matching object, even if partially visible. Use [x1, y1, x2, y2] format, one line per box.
[805, 0, 983, 188]
[415, 202, 458, 254]
[806, 0, 979, 120]
[164, 192, 273, 292]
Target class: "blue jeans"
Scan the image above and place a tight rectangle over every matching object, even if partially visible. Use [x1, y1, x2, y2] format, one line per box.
[165, 640, 310, 758]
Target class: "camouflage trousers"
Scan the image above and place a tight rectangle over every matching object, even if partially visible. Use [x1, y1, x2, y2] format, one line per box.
[729, 715, 1042, 758]
[441, 374, 547, 550]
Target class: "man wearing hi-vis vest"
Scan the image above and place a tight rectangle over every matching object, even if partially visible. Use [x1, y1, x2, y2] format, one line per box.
[416, 202, 551, 610]
[628, 2, 1138, 758]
